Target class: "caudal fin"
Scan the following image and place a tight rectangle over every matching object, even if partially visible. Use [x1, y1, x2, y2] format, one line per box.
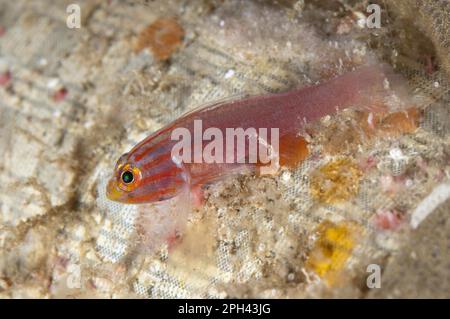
[338, 64, 416, 113]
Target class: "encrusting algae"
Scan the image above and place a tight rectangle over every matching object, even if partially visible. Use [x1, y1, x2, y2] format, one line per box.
[306, 220, 361, 286]
[310, 158, 363, 204]
[134, 17, 185, 61]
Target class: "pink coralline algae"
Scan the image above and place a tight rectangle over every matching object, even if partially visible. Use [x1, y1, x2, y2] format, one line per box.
[52, 87, 68, 102]
[0, 71, 11, 86]
[370, 209, 404, 231]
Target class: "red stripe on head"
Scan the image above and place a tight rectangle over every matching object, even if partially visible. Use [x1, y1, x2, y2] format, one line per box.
[140, 168, 183, 187]
[129, 124, 176, 161]
[133, 134, 171, 162]
[142, 152, 173, 171]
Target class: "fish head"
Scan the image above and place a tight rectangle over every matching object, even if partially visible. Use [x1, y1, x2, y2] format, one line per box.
[106, 152, 143, 203]
[107, 146, 188, 204]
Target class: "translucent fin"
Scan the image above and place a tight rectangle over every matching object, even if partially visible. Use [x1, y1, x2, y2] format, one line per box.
[339, 64, 416, 114]
[177, 92, 252, 120]
[378, 108, 420, 135]
[190, 162, 253, 186]
[134, 187, 192, 254]
[256, 133, 309, 172]
[278, 134, 309, 169]
[359, 107, 421, 137]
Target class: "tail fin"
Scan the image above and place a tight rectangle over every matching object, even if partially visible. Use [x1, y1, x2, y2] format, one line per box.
[337, 64, 415, 113]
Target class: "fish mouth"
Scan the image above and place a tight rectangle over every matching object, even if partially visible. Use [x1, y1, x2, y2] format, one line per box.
[106, 179, 124, 202]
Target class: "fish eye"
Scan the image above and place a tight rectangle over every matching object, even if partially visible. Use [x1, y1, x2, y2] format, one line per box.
[121, 170, 134, 184]
[117, 163, 141, 192]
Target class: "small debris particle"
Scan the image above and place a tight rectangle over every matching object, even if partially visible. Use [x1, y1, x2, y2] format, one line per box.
[134, 17, 185, 61]
[287, 273, 295, 281]
[224, 69, 235, 79]
[38, 58, 48, 67]
[47, 78, 61, 90]
[353, 11, 366, 28]
[293, 0, 305, 13]
[405, 179, 413, 187]
[53, 110, 62, 118]
[281, 171, 291, 183]
[367, 112, 374, 128]
[389, 148, 406, 161]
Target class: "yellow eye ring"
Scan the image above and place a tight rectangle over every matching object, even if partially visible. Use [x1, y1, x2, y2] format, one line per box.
[118, 164, 142, 192]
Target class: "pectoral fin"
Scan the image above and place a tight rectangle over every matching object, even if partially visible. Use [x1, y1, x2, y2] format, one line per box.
[279, 134, 309, 169]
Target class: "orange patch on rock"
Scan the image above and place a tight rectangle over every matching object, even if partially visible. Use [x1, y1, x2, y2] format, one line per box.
[134, 18, 184, 61]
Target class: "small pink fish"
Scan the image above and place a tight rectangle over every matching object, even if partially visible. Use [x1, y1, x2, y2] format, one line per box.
[107, 64, 412, 204]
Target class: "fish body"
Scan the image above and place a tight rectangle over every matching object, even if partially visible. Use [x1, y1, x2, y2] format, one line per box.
[107, 64, 410, 204]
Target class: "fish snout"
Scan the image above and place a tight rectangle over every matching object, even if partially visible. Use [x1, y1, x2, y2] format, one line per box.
[106, 178, 124, 202]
